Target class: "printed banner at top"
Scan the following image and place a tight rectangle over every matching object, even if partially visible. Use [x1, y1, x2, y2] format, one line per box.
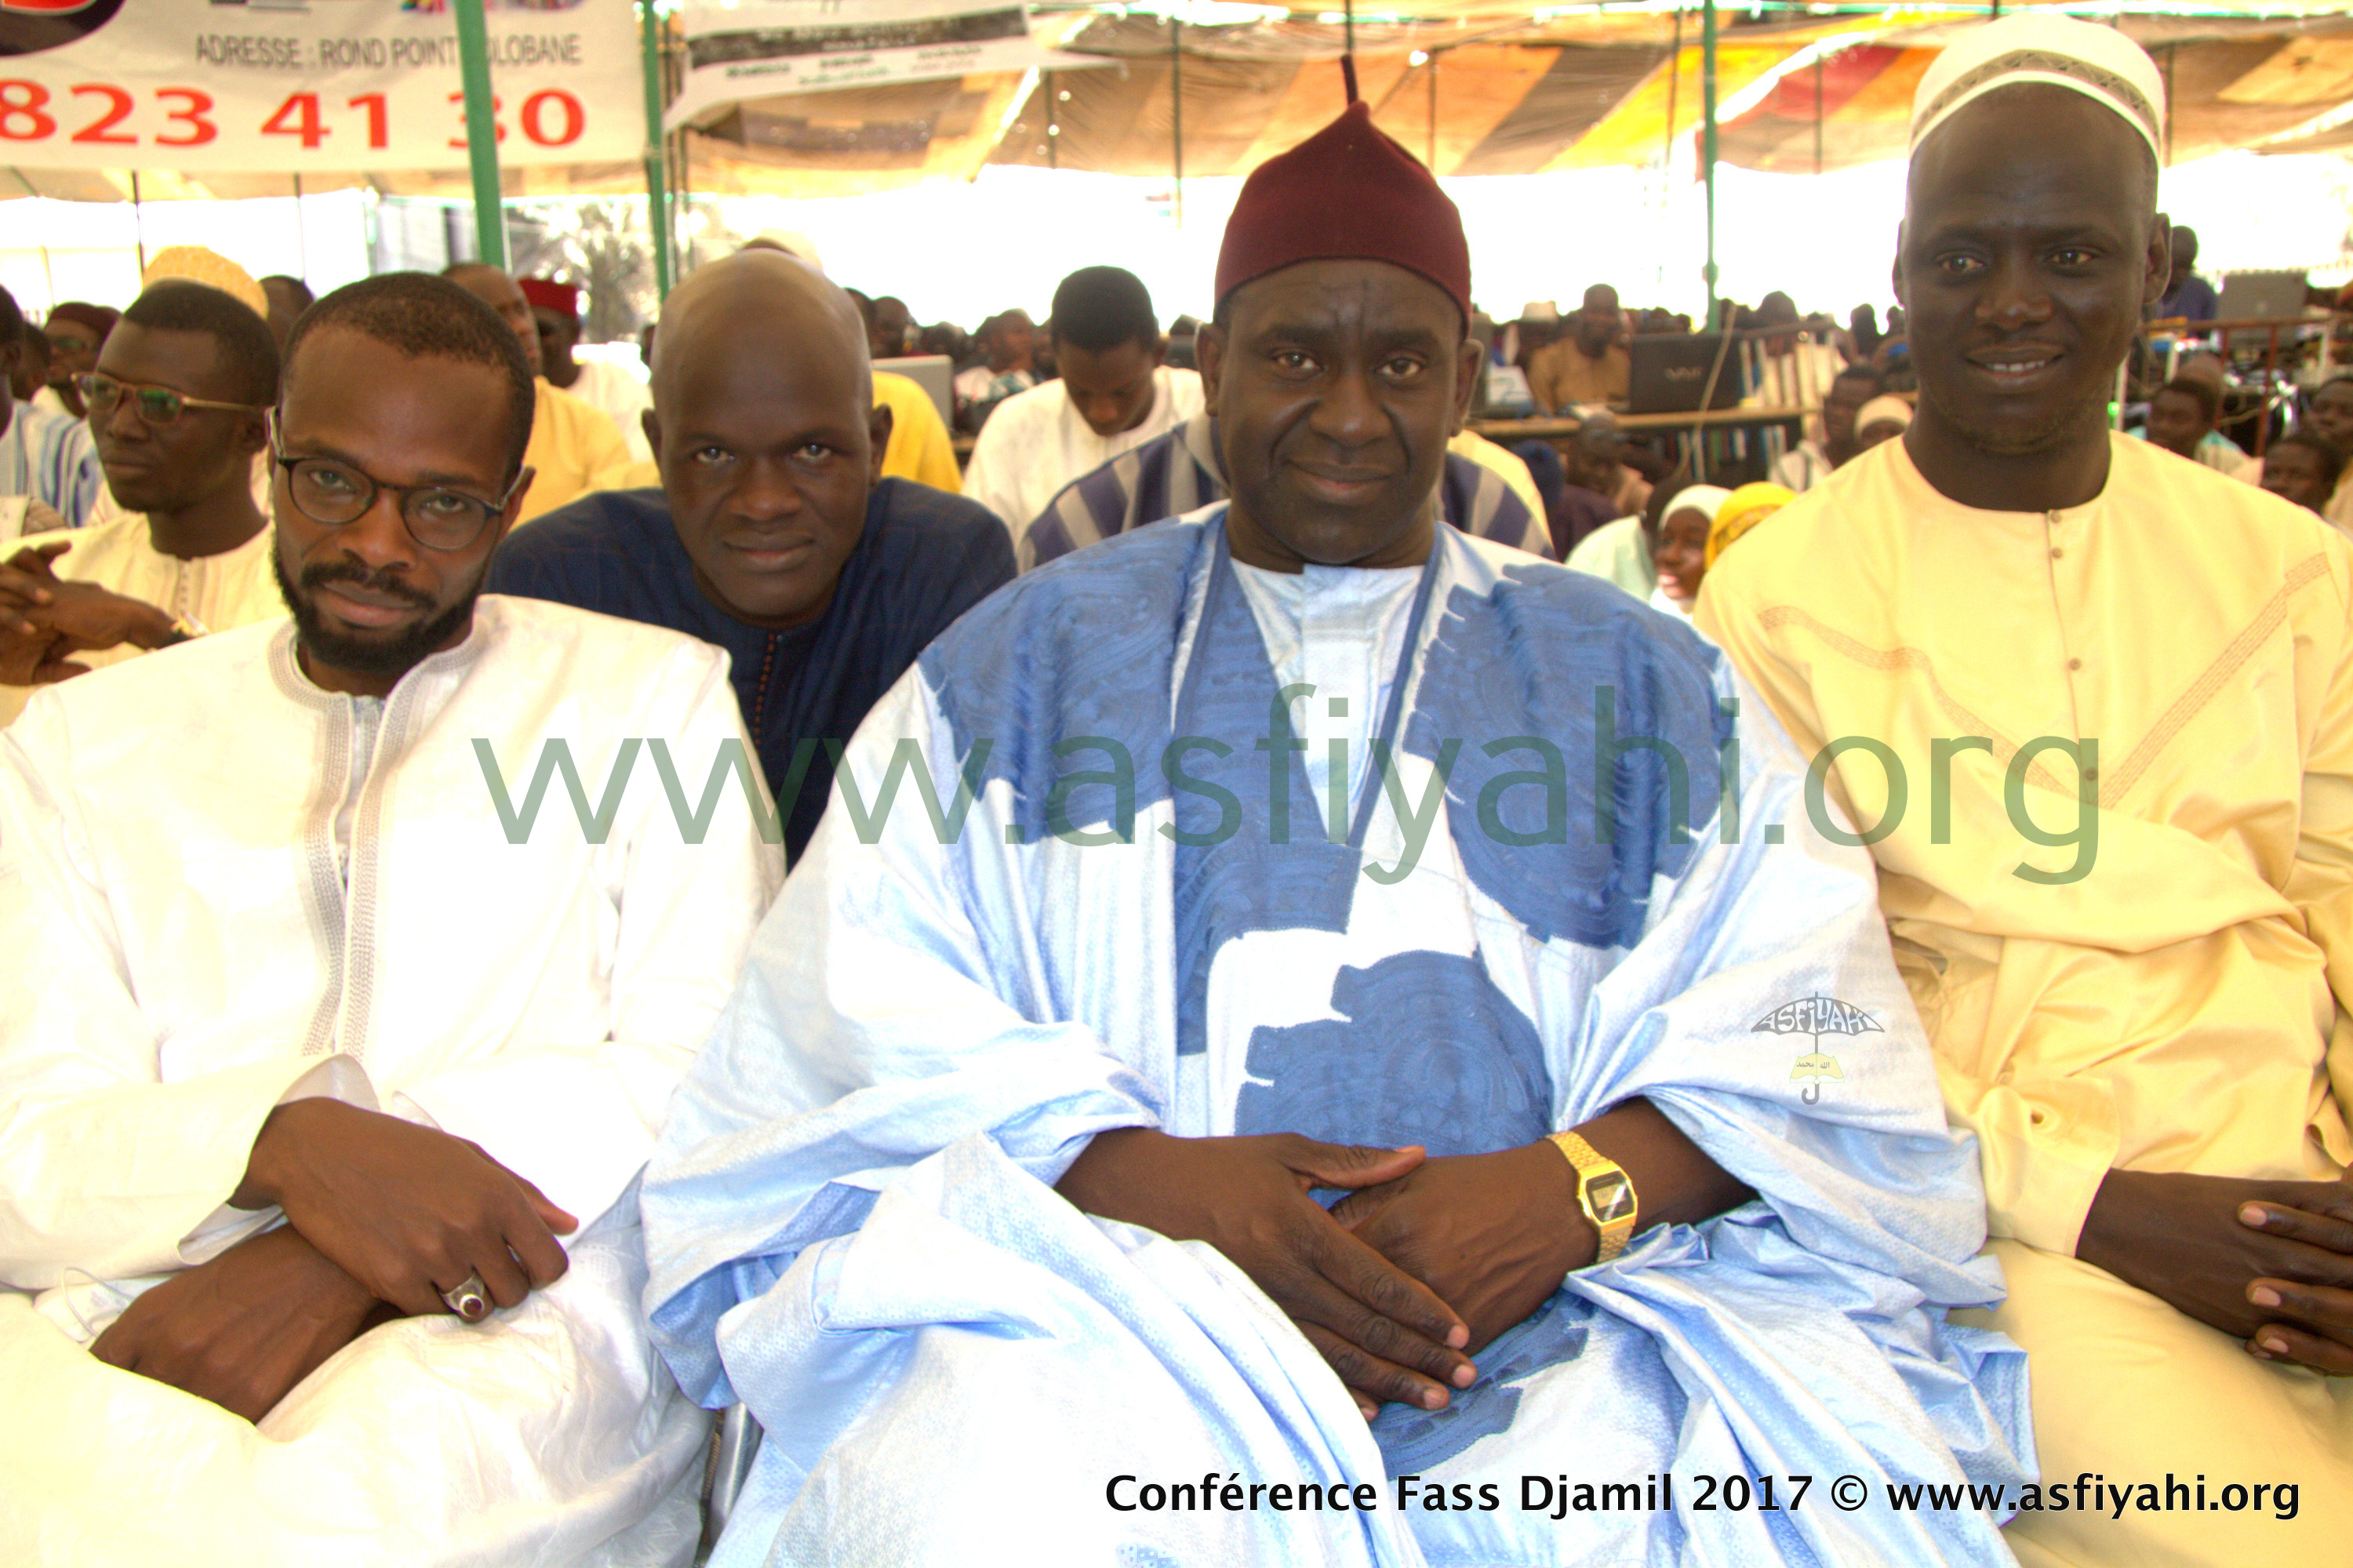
[667, 0, 1087, 129]
[0, 0, 638, 173]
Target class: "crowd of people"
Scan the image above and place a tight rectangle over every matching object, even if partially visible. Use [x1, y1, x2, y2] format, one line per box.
[2, 9, 2351, 1566]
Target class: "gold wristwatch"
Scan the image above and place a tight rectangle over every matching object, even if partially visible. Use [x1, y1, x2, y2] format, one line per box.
[1548, 1130, 1638, 1263]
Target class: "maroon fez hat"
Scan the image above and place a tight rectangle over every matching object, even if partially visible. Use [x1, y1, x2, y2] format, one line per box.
[44, 302, 118, 341]
[1213, 100, 1471, 323]
[518, 277, 582, 318]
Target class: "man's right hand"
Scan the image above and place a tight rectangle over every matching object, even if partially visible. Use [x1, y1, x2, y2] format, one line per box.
[231, 1098, 577, 1320]
[0, 541, 177, 665]
[1054, 1129, 1476, 1418]
[2077, 1166, 2353, 1371]
[0, 541, 73, 682]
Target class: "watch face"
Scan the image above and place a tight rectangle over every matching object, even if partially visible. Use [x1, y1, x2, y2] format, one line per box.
[1587, 1170, 1636, 1225]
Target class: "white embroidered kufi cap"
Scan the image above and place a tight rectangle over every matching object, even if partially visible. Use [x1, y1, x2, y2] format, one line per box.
[1854, 395, 1914, 433]
[1909, 12, 2166, 162]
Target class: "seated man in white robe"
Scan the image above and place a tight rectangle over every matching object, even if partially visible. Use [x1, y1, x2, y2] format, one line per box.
[644, 96, 2032, 1568]
[0, 271, 781, 1566]
[961, 266, 1205, 539]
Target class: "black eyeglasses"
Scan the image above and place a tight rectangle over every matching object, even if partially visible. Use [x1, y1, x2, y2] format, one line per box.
[271, 448, 525, 552]
[78, 373, 265, 426]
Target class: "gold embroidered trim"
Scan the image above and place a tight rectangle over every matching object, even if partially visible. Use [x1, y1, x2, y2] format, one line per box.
[1756, 604, 2069, 794]
[1758, 552, 2332, 809]
[2096, 551, 2331, 806]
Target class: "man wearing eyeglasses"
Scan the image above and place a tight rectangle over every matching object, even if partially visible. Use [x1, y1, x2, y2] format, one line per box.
[0, 271, 780, 1563]
[0, 279, 282, 726]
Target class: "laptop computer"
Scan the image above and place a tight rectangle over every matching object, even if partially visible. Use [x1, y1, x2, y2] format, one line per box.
[2214, 271, 2310, 351]
[1629, 334, 1742, 415]
[1475, 362, 1535, 418]
[875, 355, 954, 426]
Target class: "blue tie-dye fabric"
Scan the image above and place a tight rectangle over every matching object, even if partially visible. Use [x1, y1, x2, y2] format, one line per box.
[1167, 549, 1362, 1058]
[642, 508, 2035, 1568]
[1234, 949, 1554, 1161]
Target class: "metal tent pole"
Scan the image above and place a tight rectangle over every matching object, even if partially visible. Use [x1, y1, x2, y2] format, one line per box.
[1700, 0, 1718, 322]
[1656, 9, 1683, 300]
[1170, 17, 1184, 229]
[453, 0, 507, 268]
[1427, 50, 1438, 169]
[2162, 44, 2176, 166]
[1663, 9, 1682, 168]
[642, 0, 672, 299]
[293, 173, 309, 282]
[1813, 54, 1824, 176]
[129, 169, 147, 275]
[678, 133, 695, 270]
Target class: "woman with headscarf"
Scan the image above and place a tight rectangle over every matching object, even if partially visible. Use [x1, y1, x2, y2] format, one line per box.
[1643, 478, 1728, 619]
[1706, 481, 1796, 571]
[1853, 394, 1913, 451]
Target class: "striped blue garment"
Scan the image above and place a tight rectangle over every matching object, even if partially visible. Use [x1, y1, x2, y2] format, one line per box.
[0, 401, 102, 528]
[1020, 411, 1551, 573]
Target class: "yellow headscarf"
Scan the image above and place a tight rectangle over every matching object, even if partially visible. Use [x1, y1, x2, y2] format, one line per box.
[1707, 482, 1795, 568]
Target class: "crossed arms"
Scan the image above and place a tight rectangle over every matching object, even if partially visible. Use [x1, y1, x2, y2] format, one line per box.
[89, 1101, 579, 1423]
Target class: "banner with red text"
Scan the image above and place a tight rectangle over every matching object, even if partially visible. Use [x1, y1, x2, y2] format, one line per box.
[0, 0, 639, 173]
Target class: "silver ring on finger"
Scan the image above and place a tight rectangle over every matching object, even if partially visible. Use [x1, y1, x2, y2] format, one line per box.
[441, 1271, 492, 1323]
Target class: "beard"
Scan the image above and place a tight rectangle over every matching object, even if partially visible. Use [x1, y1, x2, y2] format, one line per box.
[1915, 368, 2112, 459]
[1919, 396, 2096, 457]
[272, 548, 483, 682]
